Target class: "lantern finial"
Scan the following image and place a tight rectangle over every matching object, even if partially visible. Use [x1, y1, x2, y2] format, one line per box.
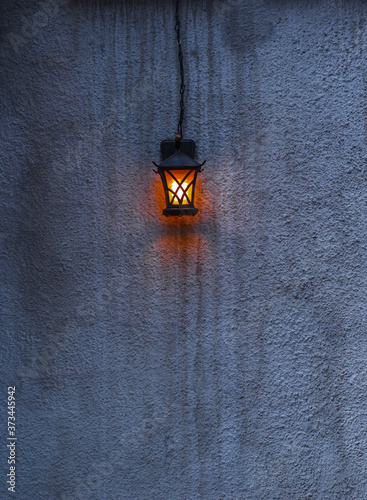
[175, 134, 182, 151]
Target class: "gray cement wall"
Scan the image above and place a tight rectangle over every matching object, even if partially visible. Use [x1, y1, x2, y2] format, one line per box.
[1, 0, 367, 498]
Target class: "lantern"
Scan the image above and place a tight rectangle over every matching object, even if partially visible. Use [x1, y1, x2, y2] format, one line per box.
[152, 1, 206, 217]
[153, 137, 205, 216]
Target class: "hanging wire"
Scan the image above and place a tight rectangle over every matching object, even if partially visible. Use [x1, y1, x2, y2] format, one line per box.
[175, 0, 185, 139]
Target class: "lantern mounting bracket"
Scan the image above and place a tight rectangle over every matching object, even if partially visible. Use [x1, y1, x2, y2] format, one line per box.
[161, 139, 196, 161]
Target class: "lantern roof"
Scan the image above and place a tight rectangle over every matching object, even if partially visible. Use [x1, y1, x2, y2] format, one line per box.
[156, 151, 205, 169]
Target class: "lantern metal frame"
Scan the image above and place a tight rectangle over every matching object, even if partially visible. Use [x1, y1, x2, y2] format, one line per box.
[153, 138, 205, 217]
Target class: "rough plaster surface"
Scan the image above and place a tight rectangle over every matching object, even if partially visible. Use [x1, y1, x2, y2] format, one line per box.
[1, 0, 367, 498]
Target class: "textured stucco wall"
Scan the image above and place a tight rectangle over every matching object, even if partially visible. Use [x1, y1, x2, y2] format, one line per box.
[1, 0, 367, 498]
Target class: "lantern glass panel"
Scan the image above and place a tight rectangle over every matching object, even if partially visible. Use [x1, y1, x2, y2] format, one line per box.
[164, 169, 195, 205]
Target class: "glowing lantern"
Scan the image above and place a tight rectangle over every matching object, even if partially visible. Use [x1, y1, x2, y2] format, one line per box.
[153, 137, 205, 216]
[152, 2, 206, 217]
